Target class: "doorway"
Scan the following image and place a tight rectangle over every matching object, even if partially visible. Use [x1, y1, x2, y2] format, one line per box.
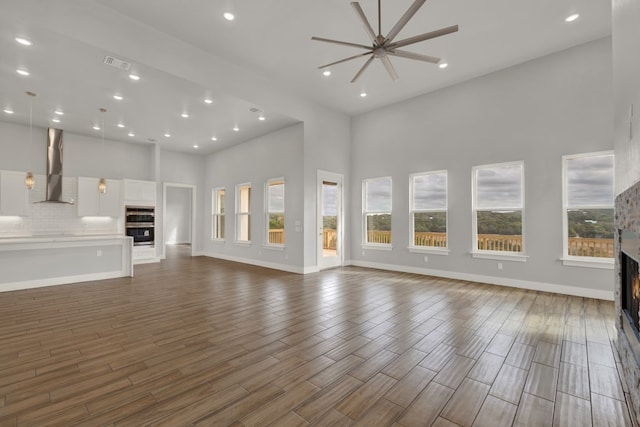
[162, 183, 197, 258]
[317, 171, 344, 270]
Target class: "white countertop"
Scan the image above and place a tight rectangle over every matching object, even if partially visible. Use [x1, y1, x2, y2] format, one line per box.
[0, 234, 131, 244]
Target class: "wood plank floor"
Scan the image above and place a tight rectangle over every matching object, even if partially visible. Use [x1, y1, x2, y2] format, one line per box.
[0, 245, 636, 426]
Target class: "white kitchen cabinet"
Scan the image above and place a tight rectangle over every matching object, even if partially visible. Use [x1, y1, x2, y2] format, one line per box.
[77, 177, 122, 217]
[0, 170, 29, 216]
[123, 179, 156, 205]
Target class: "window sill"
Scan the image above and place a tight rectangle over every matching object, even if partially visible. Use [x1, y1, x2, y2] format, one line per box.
[560, 257, 614, 270]
[361, 243, 393, 251]
[408, 246, 450, 255]
[263, 244, 285, 252]
[234, 241, 251, 247]
[211, 238, 225, 244]
[471, 251, 529, 262]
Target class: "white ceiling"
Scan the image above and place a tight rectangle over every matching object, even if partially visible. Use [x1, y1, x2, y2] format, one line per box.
[0, 0, 611, 154]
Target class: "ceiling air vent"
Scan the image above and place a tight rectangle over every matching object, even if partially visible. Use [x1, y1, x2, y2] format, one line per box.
[249, 107, 261, 113]
[104, 55, 131, 71]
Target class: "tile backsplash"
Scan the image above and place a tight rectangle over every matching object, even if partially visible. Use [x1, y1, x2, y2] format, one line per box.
[0, 175, 121, 237]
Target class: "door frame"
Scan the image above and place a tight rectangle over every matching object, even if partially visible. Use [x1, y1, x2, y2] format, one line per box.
[162, 182, 197, 258]
[317, 170, 344, 270]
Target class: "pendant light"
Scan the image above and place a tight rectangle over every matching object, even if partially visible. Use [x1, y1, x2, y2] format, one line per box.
[98, 108, 107, 194]
[25, 91, 36, 190]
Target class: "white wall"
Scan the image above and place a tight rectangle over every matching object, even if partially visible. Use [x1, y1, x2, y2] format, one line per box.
[350, 38, 614, 298]
[203, 124, 305, 272]
[613, 0, 640, 193]
[165, 186, 192, 244]
[0, 121, 154, 180]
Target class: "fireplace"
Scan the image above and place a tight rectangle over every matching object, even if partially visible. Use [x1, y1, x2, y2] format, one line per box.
[616, 182, 640, 422]
[621, 230, 640, 364]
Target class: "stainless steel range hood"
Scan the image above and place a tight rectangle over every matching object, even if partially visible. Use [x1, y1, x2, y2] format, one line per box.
[36, 128, 73, 204]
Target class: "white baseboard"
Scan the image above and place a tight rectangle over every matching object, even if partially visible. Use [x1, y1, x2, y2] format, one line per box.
[133, 257, 161, 265]
[350, 260, 614, 301]
[201, 252, 305, 274]
[0, 270, 130, 293]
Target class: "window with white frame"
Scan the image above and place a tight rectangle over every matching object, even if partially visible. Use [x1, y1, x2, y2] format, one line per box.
[235, 183, 251, 243]
[563, 152, 614, 261]
[410, 171, 447, 249]
[363, 176, 392, 246]
[472, 162, 524, 254]
[266, 178, 285, 246]
[212, 188, 225, 240]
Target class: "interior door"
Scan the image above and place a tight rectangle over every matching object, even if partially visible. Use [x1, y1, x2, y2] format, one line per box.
[318, 171, 343, 270]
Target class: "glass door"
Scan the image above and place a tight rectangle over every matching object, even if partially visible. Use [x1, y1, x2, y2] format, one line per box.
[318, 171, 343, 270]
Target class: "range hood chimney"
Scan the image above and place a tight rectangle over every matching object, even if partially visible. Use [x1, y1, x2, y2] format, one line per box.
[37, 128, 73, 204]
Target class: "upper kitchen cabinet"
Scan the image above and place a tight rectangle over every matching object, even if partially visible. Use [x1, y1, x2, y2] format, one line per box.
[77, 177, 122, 217]
[0, 170, 29, 216]
[123, 179, 156, 206]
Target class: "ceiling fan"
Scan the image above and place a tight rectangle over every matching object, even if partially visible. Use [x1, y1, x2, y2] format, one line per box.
[312, 0, 458, 83]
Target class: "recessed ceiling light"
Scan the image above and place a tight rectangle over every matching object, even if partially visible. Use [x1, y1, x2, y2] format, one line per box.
[233, 126, 239, 131]
[211, 136, 218, 141]
[52, 118, 60, 123]
[113, 94, 123, 101]
[439, 63, 448, 69]
[193, 144, 199, 149]
[16, 69, 30, 76]
[181, 113, 189, 118]
[15, 37, 32, 46]
[128, 74, 140, 81]
[258, 115, 266, 121]
[54, 110, 64, 115]
[360, 92, 367, 98]
[204, 98, 213, 104]
[93, 125, 101, 131]
[3, 108, 14, 114]
[565, 13, 579, 22]
[128, 132, 135, 137]
[117, 123, 125, 128]
[164, 133, 171, 138]
[323, 70, 331, 77]
[223, 12, 235, 21]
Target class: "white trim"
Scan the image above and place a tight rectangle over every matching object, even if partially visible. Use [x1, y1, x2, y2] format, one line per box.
[350, 260, 614, 301]
[408, 246, 451, 255]
[263, 244, 285, 251]
[133, 257, 160, 265]
[560, 257, 614, 270]
[202, 251, 304, 274]
[361, 243, 393, 251]
[0, 271, 130, 293]
[235, 182, 251, 243]
[471, 251, 529, 262]
[211, 187, 225, 241]
[233, 241, 251, 247]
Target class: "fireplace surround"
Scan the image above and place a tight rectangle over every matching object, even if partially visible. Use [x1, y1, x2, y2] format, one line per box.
[616, 181, 640, 422]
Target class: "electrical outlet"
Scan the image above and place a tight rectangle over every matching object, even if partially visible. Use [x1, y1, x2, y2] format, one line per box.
[497, 262, 503, 270]
[424, 255, 429, 262]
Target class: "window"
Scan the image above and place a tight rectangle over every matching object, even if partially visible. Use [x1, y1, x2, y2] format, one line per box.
[363, 176, 392, 247]
[266, 178, 285, 246]
[212, 188, 225, 240]
[410, 171, 447, 250]
[236, 183, 251, 243]
[472, 162, 524, 256]
[563, 152, 614, 265]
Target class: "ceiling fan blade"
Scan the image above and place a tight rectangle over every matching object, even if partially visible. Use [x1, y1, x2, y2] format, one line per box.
[318, 51, 373, 69]
[311, 36, 372, 50]
[380, 56, 399, 81]
[351, 2, 377, 43]
[388, 25, 459, 49]
[387, 49, 440, 64]
[351, 55, 375, 83]
[385, 0, 427, 43]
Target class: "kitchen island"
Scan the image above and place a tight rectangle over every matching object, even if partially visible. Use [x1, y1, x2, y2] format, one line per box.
[0, 235, 133, 292]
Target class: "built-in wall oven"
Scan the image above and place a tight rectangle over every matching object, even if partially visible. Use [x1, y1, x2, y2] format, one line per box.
[125, 206, 155, 246]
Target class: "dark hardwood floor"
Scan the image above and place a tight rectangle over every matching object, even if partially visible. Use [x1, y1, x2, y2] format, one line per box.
[0, 246, 635, 426]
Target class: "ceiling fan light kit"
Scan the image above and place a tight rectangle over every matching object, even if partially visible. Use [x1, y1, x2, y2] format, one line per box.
[312, 0, 458, 82]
